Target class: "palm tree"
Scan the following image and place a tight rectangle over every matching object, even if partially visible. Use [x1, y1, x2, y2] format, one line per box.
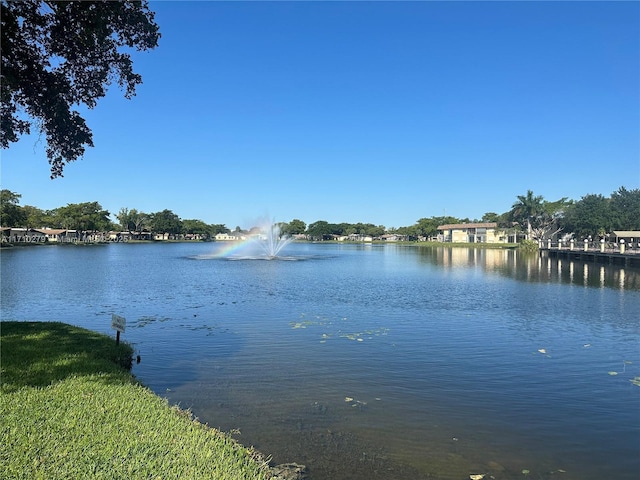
[511, 190, 544, 240]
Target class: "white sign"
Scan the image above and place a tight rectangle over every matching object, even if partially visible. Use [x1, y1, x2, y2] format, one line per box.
[111, 314, 126, 332]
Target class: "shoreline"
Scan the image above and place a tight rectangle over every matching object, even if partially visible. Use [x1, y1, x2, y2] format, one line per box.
[1, 238, 520, 248]
[0, 321, 307, 480]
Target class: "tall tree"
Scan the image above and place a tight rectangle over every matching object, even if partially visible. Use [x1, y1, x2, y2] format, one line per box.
[182, 219, 210, 237]
[306, 220, 332, 240]
[561, 194, 611, 240]
[0, 189, 25, 226]
[481, 212, 500, 223]
[149, 209, 181, 235]
[1, 0, 160, 177]
[130, 209, 149, 233]
[530, 197, 570, 240]
[415, 216, 461, 239]
[21, 205, 46, 230]
[209, 224, 229, 235]
[609, 186, 640, 230]
[116, 207, 133, 231]
[51, 201, 112, 231]
[282, 218, 306, 235]
[394, 224, 418, 239]
[117, 207, 148, 232]
[510, 190, 544, 239]
[360, 223, 385, 237]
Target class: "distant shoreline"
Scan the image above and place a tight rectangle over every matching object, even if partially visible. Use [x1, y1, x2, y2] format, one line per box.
[1, 238, 520, 249]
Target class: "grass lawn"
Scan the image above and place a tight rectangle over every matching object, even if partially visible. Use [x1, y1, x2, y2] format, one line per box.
[0, 321, 273, 480]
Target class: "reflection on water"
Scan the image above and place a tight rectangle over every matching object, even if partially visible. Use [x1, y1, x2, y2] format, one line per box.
[417, 246, 640, 290]
[1, 243, 639, 480]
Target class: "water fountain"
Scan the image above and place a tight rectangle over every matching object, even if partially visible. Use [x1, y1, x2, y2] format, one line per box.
[196, 218, 296, 260]
[190, 218, 300, 261]
[253, 220, 294, 259]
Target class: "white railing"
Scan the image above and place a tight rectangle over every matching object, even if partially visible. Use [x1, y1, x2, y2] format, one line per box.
[541, 239, 640, 255]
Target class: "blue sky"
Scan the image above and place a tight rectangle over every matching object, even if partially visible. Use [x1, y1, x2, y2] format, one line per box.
[3, 1, 639, 230]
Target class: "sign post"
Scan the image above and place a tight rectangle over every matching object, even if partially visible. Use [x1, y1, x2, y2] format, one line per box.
[111, 314, 126, 345]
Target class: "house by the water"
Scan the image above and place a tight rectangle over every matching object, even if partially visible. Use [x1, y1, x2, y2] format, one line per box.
[436, 222, 515, 243]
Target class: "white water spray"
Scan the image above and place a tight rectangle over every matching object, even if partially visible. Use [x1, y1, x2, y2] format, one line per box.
[252, 220, 293, 259]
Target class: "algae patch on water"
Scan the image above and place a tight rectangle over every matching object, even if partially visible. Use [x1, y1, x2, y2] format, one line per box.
[290, 313, 389, 344]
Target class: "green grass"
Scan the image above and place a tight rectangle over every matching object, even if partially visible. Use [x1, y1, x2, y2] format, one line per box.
[1, 322, 272, 480]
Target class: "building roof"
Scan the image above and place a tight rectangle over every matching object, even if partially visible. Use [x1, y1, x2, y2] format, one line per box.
[612, 231, 640, 237]
[437, 222, 498, 230]
[35, 228, 67, 235]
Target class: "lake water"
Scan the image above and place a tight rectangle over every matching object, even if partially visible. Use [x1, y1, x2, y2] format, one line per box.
[2, 242, 639, 480]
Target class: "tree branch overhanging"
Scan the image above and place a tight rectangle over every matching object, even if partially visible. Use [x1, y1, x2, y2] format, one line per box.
[1, 0, 160, 178]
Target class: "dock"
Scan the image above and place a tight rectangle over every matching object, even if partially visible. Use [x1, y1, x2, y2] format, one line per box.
[540, 244, 640, 268]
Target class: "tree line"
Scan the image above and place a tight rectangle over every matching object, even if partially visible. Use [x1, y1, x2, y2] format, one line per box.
[1, 187, 638, 242]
